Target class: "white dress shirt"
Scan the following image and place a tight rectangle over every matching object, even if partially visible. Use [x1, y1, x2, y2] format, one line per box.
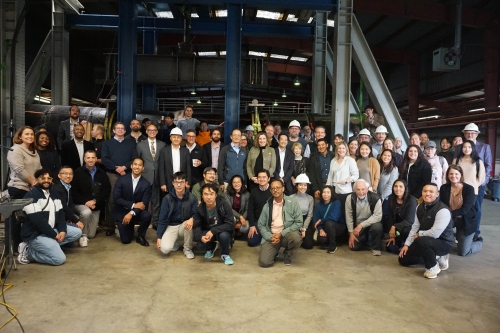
[172, 146, 181, 173]
[74, 139, 84, 166]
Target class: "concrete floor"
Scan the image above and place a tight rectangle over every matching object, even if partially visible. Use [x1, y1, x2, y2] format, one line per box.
[2, 199, 500, 333]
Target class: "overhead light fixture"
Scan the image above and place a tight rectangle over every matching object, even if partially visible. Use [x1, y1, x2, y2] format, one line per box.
[469, 108, 485, 113]
[282, 90, 287, 98]
[197, 99, 201, 104]
[418, 115, 441, 120]
[293, 77, 300, 86]
[191, 89, 196, 95]
[273, 100, 278, 106]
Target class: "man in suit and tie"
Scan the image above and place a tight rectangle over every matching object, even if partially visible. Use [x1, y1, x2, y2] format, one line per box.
[273, 134, 294, 195]
[57, 105, 85, 148]
[203, 129, 225, 170]
[137, 124, 166, 229]
[159, 127, 192, 193]
[60, 124, 94, 171]
[112, 157, 152, 246]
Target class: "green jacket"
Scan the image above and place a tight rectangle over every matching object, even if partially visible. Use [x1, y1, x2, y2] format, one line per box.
[191, 180, 225, 202]
[257, 195, 303, 244]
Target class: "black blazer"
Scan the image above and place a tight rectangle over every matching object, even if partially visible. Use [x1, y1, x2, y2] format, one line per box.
[307, 151, 335, 193]
[273, 147, 295, 194]
[203, 142, 226, 168]
[189, 144, 209, 185]
[158, 145, 192, 189]
[400, 158, 432, 199]
[71, 165, 111, 207]
[60, 139, 94, 171]
[440, 182, 477, 236]
[57, 119, 72, 148]
[51, 181, 79, 224]
[111, 174, 152, 221]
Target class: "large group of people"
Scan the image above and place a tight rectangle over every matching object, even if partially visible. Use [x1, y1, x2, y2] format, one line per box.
[5, 104, 493, 278]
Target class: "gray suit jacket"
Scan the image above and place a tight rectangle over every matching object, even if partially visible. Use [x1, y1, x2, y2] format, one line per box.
[136, 139, 166, 186]
[57, 119, 72, 148]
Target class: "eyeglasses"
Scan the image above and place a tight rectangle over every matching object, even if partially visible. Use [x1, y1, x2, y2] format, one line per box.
[186, 135, 196, 138]
[114, 127, 125, 130]
[270, 187, 283, 191]
[59, 172, 73, 176]
[146, 129, 158, 133]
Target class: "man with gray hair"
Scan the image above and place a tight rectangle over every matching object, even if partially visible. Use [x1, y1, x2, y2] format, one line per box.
[345, 179, 383, 256]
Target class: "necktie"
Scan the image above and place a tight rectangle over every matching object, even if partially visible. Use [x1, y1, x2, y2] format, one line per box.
[151, 141, 156, 159]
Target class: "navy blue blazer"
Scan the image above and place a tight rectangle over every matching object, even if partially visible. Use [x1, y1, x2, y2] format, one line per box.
[112, 174, 152, 221]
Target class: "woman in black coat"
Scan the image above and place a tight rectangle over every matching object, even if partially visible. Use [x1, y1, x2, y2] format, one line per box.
[399, 144, 432, 201]
[36, 131, 61, 179]
[440, 165, 481, 256]
[384, 179, 417, 254]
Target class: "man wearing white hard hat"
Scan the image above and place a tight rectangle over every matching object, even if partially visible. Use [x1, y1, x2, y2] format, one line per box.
[372, 125, 389, 159]
[159, 127, 192, 193]
[358, 128, 379, 158]
[244, 125, 255, 147]
[454, 123, 492, 238]
[286, 120, 308, 154]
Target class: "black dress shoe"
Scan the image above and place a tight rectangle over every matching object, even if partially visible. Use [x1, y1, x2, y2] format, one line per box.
[105, 229, 115, 236]
[136, 236, 150, 247]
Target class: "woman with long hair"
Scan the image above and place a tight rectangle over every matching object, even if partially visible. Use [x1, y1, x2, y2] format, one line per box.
[35, 131, 60, 179]
[451, 140, 485, 195]
[440, 165, 482, 256]
[313, 185, 344, 253]
[291, 142, 307, 186]
[399, 144, 432, 200]
[246, 131, 276, 190]
[383, 138, 402, 167]
[356, 142, 380, 192]
[226, 175, 250, 237]
[348, 139, 358, 159]
[290, 174, 314, 249]
[384, 179, 417, 253]
[377, 149, 399, 218]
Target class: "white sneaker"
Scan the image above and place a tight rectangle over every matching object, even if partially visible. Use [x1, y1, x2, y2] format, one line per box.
[437, 254, 449, 271]
[79, 236, 88, 247]
[424, 263, 441, 279]
[183, 249, 195, 259]
[17, 242, 30, 265]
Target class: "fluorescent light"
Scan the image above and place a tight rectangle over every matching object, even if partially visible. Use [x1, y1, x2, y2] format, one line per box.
[219, 51, 226, 56]
[308, 17, 314, 24]
[327, 20, 335, 27]
[156, 11, 173, 18]
[216, 10, 227, 17]
[191, 13, 199, 18]
[249, 51, 267, 57]
[34, 95, 51, 104]
[290, 56, 308, 62]
[270, 54, 288, 60]
[198, 52, 217, 57]
[469, 108, 485, 113]
[286, 14, 298, 22]
[418, 115, 440, 120]
[256, 10, 282, 20]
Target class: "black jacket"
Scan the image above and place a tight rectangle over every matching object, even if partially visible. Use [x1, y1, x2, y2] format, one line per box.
[307, 151, 335, 193]
[60, 139, 94, 171]
[193, 196, 234, 241]
[189, 144, 209, 185]
[440, 182, 477, 236]
[203, 142, 226, 168]
[71, 166, 111, 208]
[273, 147, 295, 194]
[158, 145, 192, 189]
[400, 158, 432, 199]
[51, 181, 79, 224]
[385, 194, 417, 233]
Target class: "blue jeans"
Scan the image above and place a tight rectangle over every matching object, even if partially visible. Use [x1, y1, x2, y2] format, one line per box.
[198, 231, 231, 256]
[475, 185, 485, 236]
[27, 225, 82, 265]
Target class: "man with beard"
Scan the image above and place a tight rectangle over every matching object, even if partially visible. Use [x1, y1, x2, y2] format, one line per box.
[125, 119, 147, 146]
[60, 124, 94, 171]
[203, 129, 225, 170]
[17, 169, 82, 265]
[57, 105, 86, 148]
[304, 126, 332, 158]
[265, 125, 278, 149]
[286, 120, 307, 154]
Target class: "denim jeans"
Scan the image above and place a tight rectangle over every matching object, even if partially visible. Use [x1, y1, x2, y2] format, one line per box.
[456, 226, 482, 257]
[198, 231, 231, 256]
[27, 225, 82, 266]
[475, 185, 485, 236]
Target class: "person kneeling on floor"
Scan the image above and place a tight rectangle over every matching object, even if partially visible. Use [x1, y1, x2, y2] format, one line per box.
[18, 169, 82, 265]
[346, 179, 383, 256]
[258, 179, 303, 267]
[193, 183, 235, 265]
[156, 171, 198, 259]
[398, 183, 453, 279]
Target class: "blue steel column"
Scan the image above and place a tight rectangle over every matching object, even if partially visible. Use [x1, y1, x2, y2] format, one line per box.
[224, 4, 242, 143]
[142, 20, 156, 111]
[117, 0, 137, 128]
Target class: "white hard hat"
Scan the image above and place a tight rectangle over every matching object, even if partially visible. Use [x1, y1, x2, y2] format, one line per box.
[245, 125, 254, 131]
[294, 174, 311, 184]
[375, 125, 389, 134]
[358, 128, 371, 137]
[170, 128, 183, 136]
[289, 120, 301, 128]
[462, 123, 480, 133]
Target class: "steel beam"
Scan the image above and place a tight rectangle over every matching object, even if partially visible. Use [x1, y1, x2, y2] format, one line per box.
[312, 11, 328, 114]
[26, 31, 52, 104]
[224, 4, 242, 142]
[117, 0, 137, 128]
[150, 0, 337, 11]
[51, 1, 70, 105]
[354, 0, 493, 28]
[142, 19, 157, 112]
[332, 0, 353, 140]
[267, 62, 311, 76]
[66, 15, 315, 38]
[484, 24, 500, 113]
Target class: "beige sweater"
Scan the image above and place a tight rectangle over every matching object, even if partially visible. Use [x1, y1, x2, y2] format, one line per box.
[452, 157, 485, 195]
[7, 144, 42, 191]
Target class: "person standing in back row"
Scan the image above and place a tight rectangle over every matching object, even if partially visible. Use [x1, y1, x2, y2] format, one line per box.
[176, 104, 224, 138]
[218, 129, 247, 192]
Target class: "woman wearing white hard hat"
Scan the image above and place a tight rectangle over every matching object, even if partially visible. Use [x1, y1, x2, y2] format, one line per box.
[290, 174, 314, 248]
